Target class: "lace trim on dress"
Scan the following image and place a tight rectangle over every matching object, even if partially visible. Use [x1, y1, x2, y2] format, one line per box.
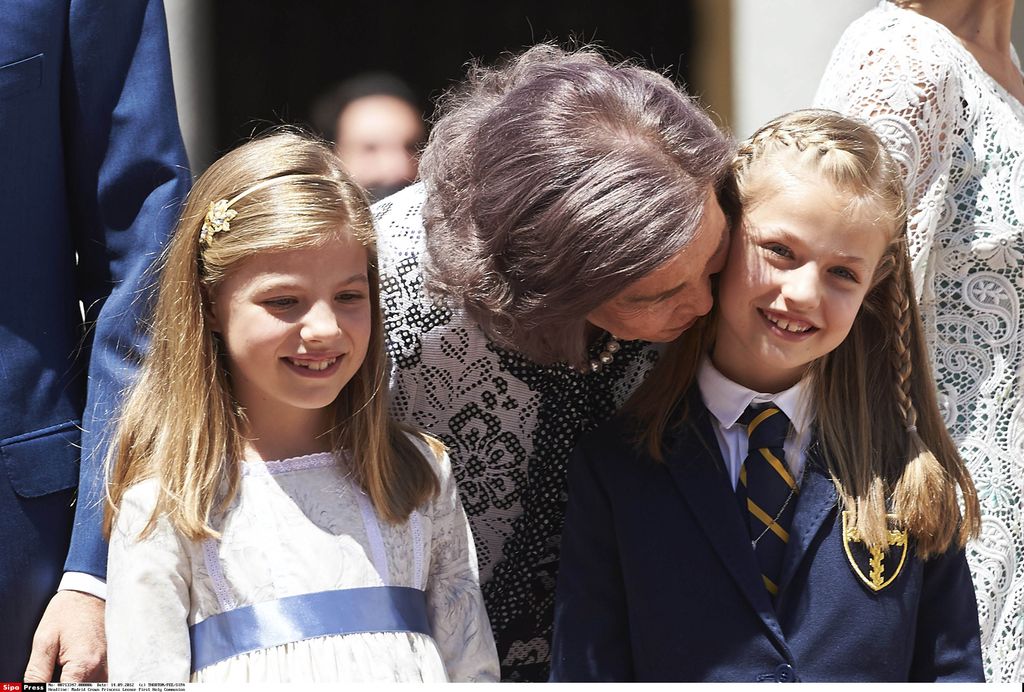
[410, 509, 425, 590]
[202, 538, 236, 612]
[356, 490, 391, 585]
[241, 452, 341, 477]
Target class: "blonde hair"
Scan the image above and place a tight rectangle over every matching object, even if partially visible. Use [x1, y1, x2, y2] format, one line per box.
[630, 110, 979, 558]
[104, 130, 439, 541]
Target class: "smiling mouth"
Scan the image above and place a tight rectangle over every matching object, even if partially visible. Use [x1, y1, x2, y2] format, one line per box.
[286, 357, 338, 371]
[760, 309, 816, 334]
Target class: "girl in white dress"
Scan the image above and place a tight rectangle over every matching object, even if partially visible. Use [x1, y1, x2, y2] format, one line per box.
[103, 131, 499, 683]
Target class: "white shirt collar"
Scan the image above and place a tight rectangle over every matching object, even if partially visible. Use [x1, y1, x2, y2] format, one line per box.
[696, 355, 813, 438]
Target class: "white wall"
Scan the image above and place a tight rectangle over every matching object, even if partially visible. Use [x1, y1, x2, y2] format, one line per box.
[731, 0, 877, 139]
[164, 0, 215, 173]
[732, 1, 1024, 140]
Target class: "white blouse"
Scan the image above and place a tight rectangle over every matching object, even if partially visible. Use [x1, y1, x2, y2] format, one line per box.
[106, 439, 499, 683]
[815, 2, 1024, 683]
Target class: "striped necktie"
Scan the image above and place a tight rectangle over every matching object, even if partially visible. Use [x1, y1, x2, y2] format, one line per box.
[738, 405, 797, 599]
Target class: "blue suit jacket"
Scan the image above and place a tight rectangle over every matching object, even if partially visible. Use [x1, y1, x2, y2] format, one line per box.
[550, 391, 983, 682]
[0, 0, 189, 676]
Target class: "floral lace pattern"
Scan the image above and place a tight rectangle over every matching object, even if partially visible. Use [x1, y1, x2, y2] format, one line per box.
[375, 184, 659, 680]
[816, 2, 1024, 682]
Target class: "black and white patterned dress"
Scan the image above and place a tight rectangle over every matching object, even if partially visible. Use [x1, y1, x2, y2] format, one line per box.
[375, 183, 659, 681]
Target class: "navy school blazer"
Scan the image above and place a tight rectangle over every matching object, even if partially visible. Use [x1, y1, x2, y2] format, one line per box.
[550, 390, 983, 682]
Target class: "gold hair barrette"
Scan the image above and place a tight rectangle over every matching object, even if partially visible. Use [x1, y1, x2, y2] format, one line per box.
[199, 199, 238, 246]
[198, 175, 328, 247]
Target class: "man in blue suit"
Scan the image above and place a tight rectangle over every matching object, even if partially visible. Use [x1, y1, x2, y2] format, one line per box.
[0, 0, 190, 681]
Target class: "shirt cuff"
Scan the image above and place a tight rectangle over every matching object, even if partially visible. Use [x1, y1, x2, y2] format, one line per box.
[58, 572, 107, 601]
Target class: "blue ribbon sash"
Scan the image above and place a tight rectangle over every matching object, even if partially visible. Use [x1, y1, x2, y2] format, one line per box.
[189, 585, 431, 672]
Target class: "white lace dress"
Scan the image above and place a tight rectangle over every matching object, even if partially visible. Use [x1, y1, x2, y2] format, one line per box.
[106, 439, 499, 683]
[815, 2, 1024, 682]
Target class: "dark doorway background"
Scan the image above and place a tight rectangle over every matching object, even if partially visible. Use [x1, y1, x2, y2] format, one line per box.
[210, 1, 697, 152]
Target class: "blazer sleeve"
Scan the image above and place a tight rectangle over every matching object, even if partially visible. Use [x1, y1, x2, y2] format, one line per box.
[909, 544, 985, 681]
[550, 442, 634, 681]
[61, 0, 192, 579]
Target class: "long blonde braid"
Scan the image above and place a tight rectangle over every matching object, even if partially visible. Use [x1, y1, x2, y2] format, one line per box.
[886, 240, 981, 554]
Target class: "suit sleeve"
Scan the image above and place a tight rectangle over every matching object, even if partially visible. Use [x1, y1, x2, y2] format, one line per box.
[909, 544, 985, 681]
[550, 441, 634, 681]
[61, 0, 192, 579]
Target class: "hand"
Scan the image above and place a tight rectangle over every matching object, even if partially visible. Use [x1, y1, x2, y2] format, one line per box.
[23, 590, 107, 682]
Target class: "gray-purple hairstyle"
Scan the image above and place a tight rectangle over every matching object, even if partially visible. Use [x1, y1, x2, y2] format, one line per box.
[420, 44, 738, 367]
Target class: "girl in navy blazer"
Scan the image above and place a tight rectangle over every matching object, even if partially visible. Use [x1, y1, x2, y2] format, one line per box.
[551, 110, 984, 682]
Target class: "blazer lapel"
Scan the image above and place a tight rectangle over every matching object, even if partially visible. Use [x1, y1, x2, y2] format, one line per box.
[663, 392, 789, 652]
[777, 442, 838, 594]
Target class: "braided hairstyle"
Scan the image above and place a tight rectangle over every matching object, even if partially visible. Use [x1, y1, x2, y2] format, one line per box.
[737, 110, 979, 557]
[629, 110, 979, 556]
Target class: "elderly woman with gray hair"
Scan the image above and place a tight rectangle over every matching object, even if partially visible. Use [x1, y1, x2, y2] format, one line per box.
[374, 44, 736, 681]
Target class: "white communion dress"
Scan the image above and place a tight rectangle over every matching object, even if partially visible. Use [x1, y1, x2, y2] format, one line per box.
[816, 1, 1024, 682]
[106, 439, 499, 682]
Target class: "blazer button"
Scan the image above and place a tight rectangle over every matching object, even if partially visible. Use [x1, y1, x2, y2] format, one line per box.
[774, 663, 796, 682]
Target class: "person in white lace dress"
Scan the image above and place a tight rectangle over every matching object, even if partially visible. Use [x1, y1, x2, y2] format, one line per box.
[103, 131, 499, 682]
[815, 1, 1024, 682]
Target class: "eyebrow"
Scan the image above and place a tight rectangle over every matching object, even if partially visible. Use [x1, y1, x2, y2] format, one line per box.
[625, 223, 730, 304]
[339, 272, 370, 285]
[830, 251, 869, 266]
[253, 272, 369, 290]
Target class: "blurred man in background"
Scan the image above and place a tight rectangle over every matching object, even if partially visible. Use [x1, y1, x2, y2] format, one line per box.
[312, 72, 426, 202]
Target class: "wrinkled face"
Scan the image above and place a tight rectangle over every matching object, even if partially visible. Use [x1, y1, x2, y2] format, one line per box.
[587, 189, 730, 343]
[712, 173, 891, 393]
[335, 95, 425, 200]
[210, 234, 372, 429]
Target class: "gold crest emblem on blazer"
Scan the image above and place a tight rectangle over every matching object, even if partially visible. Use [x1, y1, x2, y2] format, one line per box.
[841, 511, 909, 592]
